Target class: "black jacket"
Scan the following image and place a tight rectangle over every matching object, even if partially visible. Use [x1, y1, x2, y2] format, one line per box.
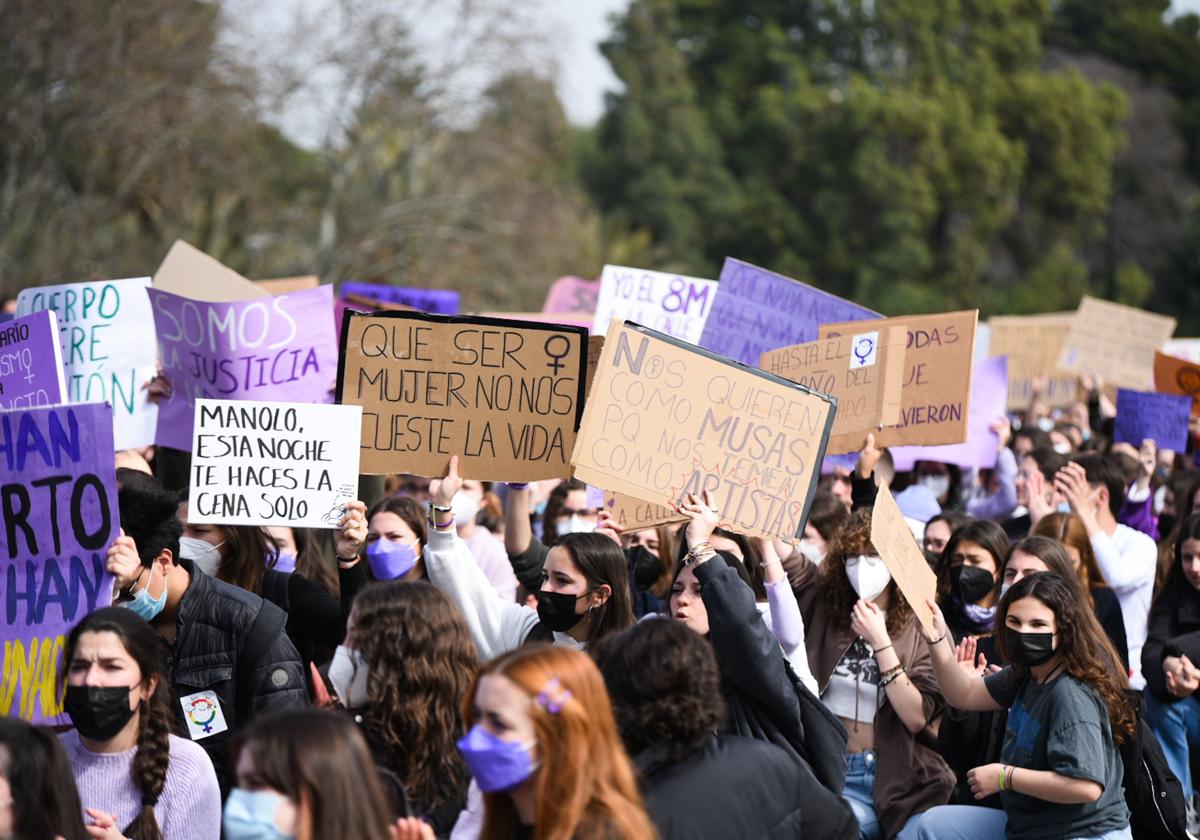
[168, 560, 308, 794]
[1143, 571, 1200, 701]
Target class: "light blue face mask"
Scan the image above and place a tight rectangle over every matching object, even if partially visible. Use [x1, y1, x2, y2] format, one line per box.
[223, 788, 294, 840]
[119, 567, 167, 622]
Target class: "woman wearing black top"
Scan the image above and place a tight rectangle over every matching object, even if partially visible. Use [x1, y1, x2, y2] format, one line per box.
[934, 520, 1010, 645]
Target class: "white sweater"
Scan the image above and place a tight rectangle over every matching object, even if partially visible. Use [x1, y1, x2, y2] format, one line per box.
[1090, 523, 1157, 689]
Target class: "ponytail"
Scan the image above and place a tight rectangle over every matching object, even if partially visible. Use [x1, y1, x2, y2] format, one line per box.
[124, 695, 170, 840]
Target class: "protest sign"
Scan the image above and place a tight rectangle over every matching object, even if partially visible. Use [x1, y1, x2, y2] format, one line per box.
[340, 282, 460, 315]
[153, 240, 266, 302]
[1163, 339, 1200, 365]
[338, 311, 588, 481]
[572, 319, 835, 542]
[254, 275, 320, 295]
[16, 278, 159, 449]
[1154, 351, 1200, 415]
[890, 356, 1009, 470]
[988, 313, 1077, 410]
[477, 312, 595, 331]
[761, 327, 907, 454]
[189, 399, 362, 528]
[543, 275, 599, 315]
[870, 482, 937, 636]
[820, 310, 979, 448]
[592, 265, 717, 344]
[699, 258, 880, 367]
[1114, 389, 1192, 452]
[0, 310, 67, 411]
[149, 285, 338, 450]
[0, 403, 118, 724]
[586, 336, 604, 398]
[603, 493, 686, 531]
[1057, 297, 1177, 390]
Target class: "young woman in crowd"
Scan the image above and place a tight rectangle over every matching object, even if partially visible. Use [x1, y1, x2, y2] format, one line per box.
[60, 606, 222, 840]
[365, 496, 432, 582]
[923, 511, 974, 563]
[934, 520, 1009, 644]
[332, 580, 479, 834]
[916, 572, 1135, 840]
[797, 489, 851, 563]
[225, 708, 396, 840]
[622, 523, 678, 615]
[459, 644, 655, 840]
[0, 718, 88, 840]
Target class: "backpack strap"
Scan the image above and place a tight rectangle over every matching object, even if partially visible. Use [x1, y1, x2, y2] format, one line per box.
[235, 598, 289, 721]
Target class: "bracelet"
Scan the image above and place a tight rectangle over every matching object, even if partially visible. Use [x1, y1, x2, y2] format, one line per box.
[683, 542, 713, 566]
[879, 664, 905, 687]
[429, 501, 452, 513]
[427, 515, 454, 532]
[998, 765, 1006, 791]
[930, 632, 948, 647]
[873, 644, 894, 656]
[337, 556, 360, 570]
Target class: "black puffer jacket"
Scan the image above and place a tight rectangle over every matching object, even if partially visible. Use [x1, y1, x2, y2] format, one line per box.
[167, 560, 307, 794]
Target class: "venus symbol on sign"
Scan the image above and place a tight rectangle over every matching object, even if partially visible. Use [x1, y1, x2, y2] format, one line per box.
[544, 335, 570, 375]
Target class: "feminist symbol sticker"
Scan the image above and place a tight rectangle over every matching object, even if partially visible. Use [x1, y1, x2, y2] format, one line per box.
[849, 331, 879, 370]
[180, 690, 229, 741]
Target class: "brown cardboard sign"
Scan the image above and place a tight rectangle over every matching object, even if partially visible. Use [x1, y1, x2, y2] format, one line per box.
[1057, 297, 1177, 390]
[585, 336, 604, 399]
[338, 311, 588, 481]
[761, 327, 906, 454]
[254, 275, 321, 295]
[870, 482, 938, 636]
[1155, 351, 1200, 415]
[988, 313, 1078, 410]
[603, 492, 686, 531]
[572, 319, 836, 542]
[820, 310, 978, 448]
[153, 240, 266, 302]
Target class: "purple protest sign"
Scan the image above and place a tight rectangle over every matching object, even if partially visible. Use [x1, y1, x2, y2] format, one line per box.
[340, 282, 460, 314]
[1115, 389, 1192, 452]
[0, 310, 67, 411]
[890, 356, 1009, 471]
[0, 402, 118, 724]
[543, 275, 599, 315]
[698, 258, 881, 366]
[149, 286, 338, 450]
[821, 451, 861, 475]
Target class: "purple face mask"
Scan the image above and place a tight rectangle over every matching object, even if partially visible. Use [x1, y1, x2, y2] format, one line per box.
[366, 539, 417, 580]
[456, 724, 537, 793]
[269, 551, 297, 574]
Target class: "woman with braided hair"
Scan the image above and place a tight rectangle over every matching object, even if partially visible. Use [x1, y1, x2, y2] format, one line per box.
[58, 606, 221, 840]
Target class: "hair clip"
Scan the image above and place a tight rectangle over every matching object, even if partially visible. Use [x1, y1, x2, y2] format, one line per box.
[535, 678, 572, 715]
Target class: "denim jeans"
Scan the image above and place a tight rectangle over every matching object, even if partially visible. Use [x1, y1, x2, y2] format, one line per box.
[843, 750, 922, 840]
[1144, 691, 1200, 795]
[912, 805, 1133, 840]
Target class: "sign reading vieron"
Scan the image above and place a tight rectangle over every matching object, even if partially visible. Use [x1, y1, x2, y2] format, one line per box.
[189, 399, 363, 528]
[572, 319, 836, 542]
[338, 312, 589, 481]
[1, 403, 118, 724]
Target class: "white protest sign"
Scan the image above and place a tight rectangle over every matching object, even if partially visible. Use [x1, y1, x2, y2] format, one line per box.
[189, 399, 362, 528]
[592, 265, 717, 344]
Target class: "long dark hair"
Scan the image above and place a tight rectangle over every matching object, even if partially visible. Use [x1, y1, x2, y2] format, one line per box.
[996, 573, 1136, 744]
[0, 718, 88, 840]
[556, 532, 635, 645]
[62, 607, 173, 840]
[1154, 513, 1200, 609]
[177, 487, 274, 594]
[542, 478, 588, 546]
[819, 507, 915, 636]
[935, 519, 1010, 602]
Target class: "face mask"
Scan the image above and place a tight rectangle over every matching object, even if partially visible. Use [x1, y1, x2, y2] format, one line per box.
[223, 789, 294, 840]
[961, 601, 997, 627]
[918, 474, 951, 500]
[923, 549, 941, 569]
[328, 645, 370, 709]
[452, 494, 481, 527]
[119, 567, 167, 622]
[457, 724, 537, 793]
[180, 536, 224, 577]
[1053, 442, 1071, 455]
[798, 539, 825, 565]
[1056, 501, 1071, 514]
[556, 515, 595, 535]
[63, 685, 137, 741]
[1036, 417, 1055, 433]
[628, 545, 661, 589]
[1159, 514, 1177, 538]
[953, 564, 996, 604]
[269, 551, 297, 574]
[1004, 628, 1057, 667]
[366, 539, 417, 580]
[845, 555, 891, 601]
[536, 589, 589, 632]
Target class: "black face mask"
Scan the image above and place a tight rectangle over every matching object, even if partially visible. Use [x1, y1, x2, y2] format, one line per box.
[536, 589, 589, 632]
[628, 545, 661, 590]
[1003, 628, 1057, 667]
[953, 565, 996, 604]
[63, 685, 137, 741]
[923, 549, 941, 569]
[1158, 514, 1177, 539]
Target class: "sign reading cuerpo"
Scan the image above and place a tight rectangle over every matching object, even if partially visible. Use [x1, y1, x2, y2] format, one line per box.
[189, 399, 362, 527]
[0, 310, 67, 410]
[338, 311, 589, 481]
[592, 265, 717, 344]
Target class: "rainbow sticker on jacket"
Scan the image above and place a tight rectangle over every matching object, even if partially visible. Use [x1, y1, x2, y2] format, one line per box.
[180, 689, 229, 741]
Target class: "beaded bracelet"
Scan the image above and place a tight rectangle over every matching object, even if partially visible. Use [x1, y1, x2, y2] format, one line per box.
[879, 665, 906, 688]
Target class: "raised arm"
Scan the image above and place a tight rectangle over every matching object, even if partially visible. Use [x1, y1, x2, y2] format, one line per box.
[923, 600, 1004, 712]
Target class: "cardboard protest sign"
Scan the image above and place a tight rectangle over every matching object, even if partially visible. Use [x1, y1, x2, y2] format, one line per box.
[699, 258, 881, 367]
[16, 278, 159, 449]
[189, 399, 363, 528]
[153, 240, 266, 302]
[1154, 351, 1200, 415]
[820, 310, 979, 448]
[592, 265, 717, 344]
[761, 327, 906, 454]
[870, 482, 937, 636]
[572, 319, 835, 542]
[338, 312, 588, 481]
[543, 275, 599, 315]
[586, 336, 604, 398]
[254, 275, 320, 295]
[477, 312, 595, 331]
[1057, 297, 1177, 390]
[0, 403, 118, 723]
[0, 310, 67, 411]
[340, 282, 460, 315]
[890, 356, 1009, 471]
[603, 493, 686, 531]
[149, 285, 338, 450]
[988, 313, 1077, 410]
[1114, 389, 1192, 452]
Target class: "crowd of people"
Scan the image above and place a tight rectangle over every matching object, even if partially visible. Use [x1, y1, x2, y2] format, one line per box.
[5, 374, 1200, 840]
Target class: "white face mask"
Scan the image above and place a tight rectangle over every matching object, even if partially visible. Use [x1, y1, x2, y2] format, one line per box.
[557, 515, 595, 535]
[797, 539, 824, 565]
[180, 536, 224, 577]
[328, 645, 370, 709]
[451, 493, 481, 527]
[845, 554, 892, 601]
[918, 474, 951, 500]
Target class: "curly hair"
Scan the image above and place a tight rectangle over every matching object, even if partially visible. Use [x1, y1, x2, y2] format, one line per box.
[819, 507, 914, 636]
[351, 581, 478, 812]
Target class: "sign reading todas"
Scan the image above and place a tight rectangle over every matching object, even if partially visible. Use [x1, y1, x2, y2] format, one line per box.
[189, 399, 363, 528]
[338, 311, 589, 481]
[1114, 389, 1192, 453]
[340, 282, 460, 315]
[1057, 297, 1177, 390]
[0, 310, 67, 411]
[699, 258, 881, 367]
[572, 319, 836, 542]
[16, 278, 159, 449]
[592, 265, 717, 344]
[0, 403, 118, 724]
[148, 286, 339, 451]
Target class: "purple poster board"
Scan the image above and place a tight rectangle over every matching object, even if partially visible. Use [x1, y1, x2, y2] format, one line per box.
[1115, 389, 1192, 452]
[890, 356, 1009, 471]
[0, 402, 118, 724]
[340, 282, 460, 315]
[543, 275, 599, 315]
[149, 286, 338, 450]
[0, 310, 67, 410]
[698, 258, 881, 366]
